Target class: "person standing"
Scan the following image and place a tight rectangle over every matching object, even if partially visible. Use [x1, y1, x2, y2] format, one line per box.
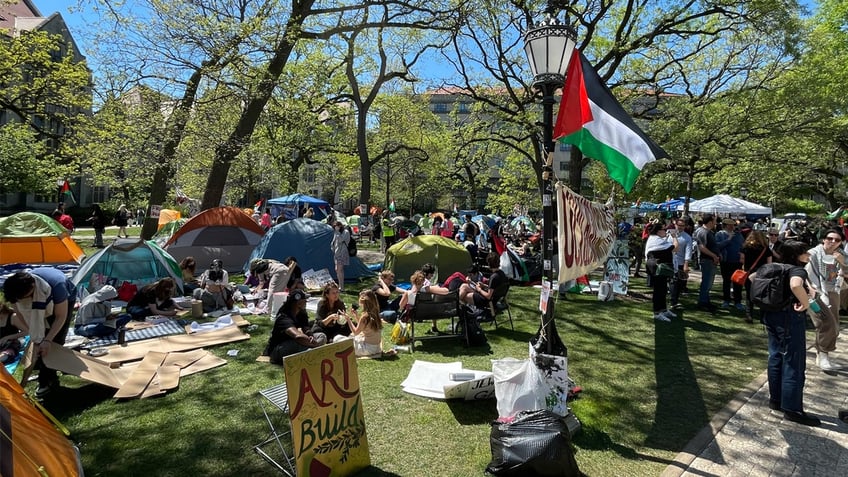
[805, 228, 846, 371]
[693, 214, 725, 312]
[331, 221, 351, 292]
[760, 240, 820, 427]
[418, 213, 433, 234]
[381, 211, 396, 252]
[113, 204, 130, 238]
[740, 231, 772, 323]
[88, 203, 107, 248]
[645, 223, 679, 322]
[260, 208, 273, 231]
[716, 218, 745, 310]
[669, 217, 692, 311]
[2, 268, 77, 398]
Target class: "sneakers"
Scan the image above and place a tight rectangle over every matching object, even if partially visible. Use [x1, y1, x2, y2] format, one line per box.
[35, 380, 58, 398]
[783, 411, 821, 427]
[662, 309, 678, 319]
[817, 352, 841, 371]
[653, 313, 671, 323]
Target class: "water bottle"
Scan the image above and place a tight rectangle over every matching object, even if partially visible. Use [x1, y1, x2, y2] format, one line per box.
[808, 298, 821, 313]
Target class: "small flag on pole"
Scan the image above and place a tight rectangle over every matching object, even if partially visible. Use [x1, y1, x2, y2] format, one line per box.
[254, 199, 263, 212]
[389, 199, 395, 212]
[60, 180, 75, 206]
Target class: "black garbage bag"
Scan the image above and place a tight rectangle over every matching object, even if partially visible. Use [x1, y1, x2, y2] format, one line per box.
[485, 410, 581, 477]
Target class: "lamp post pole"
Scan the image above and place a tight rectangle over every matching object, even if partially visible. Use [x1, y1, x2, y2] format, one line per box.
[523, 12, 577, 354]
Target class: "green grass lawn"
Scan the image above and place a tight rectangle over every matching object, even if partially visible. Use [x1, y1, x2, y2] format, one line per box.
[31, 241, 770, 477]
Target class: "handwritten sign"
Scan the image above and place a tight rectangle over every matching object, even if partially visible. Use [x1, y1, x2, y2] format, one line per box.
[284, 340, 370, 477]
[149, 204, 162, 219]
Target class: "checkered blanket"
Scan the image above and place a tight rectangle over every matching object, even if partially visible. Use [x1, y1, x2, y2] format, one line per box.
[83, 320, 187, 348]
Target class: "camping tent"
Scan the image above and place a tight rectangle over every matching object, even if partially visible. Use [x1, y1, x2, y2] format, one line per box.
[152, 218, 188, 247]
[164, 206, 265, 272]
[157, 208, 182, 230]
[267, 194, 331, 221]
[72, 239, 183, 294]
[383, 235, 472, 284]
[0, 212, 85, 265]
[679, 194, 772, 216]
[0, 367, 83, 476]
[246, 218, 375, 282]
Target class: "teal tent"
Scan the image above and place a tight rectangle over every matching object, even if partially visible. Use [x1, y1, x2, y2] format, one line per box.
[72, 239, 183, 294]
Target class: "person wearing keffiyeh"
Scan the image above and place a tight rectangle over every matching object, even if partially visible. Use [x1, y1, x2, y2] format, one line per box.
[805, 228, 847, 371]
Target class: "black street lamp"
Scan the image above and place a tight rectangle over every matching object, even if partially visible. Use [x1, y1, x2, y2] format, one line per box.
[523, 13, 577, 354]
[739, 186, 748, 200]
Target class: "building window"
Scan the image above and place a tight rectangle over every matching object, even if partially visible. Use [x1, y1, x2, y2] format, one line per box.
[433, 103, 448, 113]
[559, 162, 569, 171]
[457, 102, 470, 113]
[90, 185, 108, 204]
[304, 168, 316, 183]
[559, 142, 572, 151]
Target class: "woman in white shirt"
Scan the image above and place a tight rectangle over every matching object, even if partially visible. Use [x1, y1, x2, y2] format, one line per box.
[645, 222, 679, 322]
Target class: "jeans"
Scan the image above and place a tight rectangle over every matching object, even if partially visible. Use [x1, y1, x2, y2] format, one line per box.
[380, 310, 398, 323]
[763, 309, 806, 413]
[75, 314, 132, 338]
[698, 260, 716, 305]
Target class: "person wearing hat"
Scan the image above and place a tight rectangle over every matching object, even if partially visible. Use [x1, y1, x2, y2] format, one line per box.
[263, 289, 327, 364]
[716, 218, 745, 311]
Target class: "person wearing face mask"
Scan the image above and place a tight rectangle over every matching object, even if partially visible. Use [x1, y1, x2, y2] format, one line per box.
[331, 221, 351, 292]
[805, 228, 846, 371]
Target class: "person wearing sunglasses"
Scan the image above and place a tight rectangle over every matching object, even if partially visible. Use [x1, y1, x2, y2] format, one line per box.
[805, 228, 846, 371]
[767, 228, 783, 262]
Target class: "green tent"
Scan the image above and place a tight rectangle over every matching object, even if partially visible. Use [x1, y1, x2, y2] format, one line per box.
[383, 235, 472, 284]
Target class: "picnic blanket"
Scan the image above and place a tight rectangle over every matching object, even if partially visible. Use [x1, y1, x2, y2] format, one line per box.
[82, 320, 187, 348]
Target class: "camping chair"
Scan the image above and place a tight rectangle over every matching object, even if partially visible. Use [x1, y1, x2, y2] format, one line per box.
[253, 383, 296, 476]
[408, 290, 461, 351]
[487, 283, 514, 331]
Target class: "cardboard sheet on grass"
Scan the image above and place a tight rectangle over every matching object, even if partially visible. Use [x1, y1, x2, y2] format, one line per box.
[283, 339, 371, 477]
[41, 342, 229, 396]
[400, 360, 494, 400]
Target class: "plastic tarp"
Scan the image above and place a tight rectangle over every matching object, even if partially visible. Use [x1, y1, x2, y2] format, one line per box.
[678, 194, 772, 215]
[164, 206, 264, 272]
[267, 194, 331, 221]
[0, 366, 83, 476]
[0, 212, 85, 265]
[383, 235, 472, 284]
[72, 239, 183, 294]
[245, 218, 375, 282]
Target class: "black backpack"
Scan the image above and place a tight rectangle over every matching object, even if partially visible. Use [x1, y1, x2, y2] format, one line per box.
[458, 305, 488, 346]
[750, 263, 795, 311]
[346, 226, 357, 256]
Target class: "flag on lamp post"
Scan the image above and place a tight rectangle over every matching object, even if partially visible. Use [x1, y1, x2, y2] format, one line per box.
[553, 50, 668, 193]
[60, 180, 76, 206]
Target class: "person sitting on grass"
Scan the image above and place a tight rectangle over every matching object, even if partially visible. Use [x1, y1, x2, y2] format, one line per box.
[127, 278, 182, 320]
[179, 257, 200, 296]
[263, 289, 326, 364]
[343, 289, 396, 358]
[193, 259, 234, 313]
[372, 270, 400, 323]
[74, 285, 132, 338]
[0, 303, 27, 364]
[310, 283, 350, 342]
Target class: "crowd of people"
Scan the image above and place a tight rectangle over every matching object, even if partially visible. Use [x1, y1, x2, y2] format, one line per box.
[631, 212, 848, 428]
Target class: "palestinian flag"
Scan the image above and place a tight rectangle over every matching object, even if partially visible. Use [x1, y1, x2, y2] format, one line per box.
[254, 199, 263, 212]
[553, 50, 668, 193]
[60, 180, 75, 206]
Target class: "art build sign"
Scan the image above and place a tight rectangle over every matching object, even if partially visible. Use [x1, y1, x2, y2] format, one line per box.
[283, 340, 370, 477]
[555, 183, 616, 284]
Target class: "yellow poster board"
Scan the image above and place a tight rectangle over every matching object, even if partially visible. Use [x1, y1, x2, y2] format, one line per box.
[283, 340, 371, 476]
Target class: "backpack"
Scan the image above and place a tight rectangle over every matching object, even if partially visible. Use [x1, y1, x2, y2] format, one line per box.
[458, 305, 488, 346]
[750, 263, 795, 311]
[345, 226, 357, 256]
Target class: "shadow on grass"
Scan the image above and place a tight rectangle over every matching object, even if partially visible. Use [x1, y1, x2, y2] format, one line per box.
[42, 382, 117, 421]
[446, 398, 498, 425]
[647, 310, 709, 450]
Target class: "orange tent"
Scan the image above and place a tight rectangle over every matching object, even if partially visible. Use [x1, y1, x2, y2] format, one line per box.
[164, 206, 265, 272]
[0, 212, 85, 265]
[0, 366, 82, 476]
[156, 208, 182, 231]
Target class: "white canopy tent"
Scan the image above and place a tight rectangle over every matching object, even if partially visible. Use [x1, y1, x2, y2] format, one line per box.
[677, 194, 772, 216]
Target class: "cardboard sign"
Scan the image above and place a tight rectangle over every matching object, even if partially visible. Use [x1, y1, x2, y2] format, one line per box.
[284, 340, 370, 477]
[149, 205, 162, 219]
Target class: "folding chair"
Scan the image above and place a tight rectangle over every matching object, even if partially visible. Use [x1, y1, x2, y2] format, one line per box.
[254, 383, 296, 476]
[408, 290, 461, 351]
[488, 283, 514, 330]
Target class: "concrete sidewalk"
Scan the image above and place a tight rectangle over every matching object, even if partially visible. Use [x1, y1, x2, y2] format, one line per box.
[663, 325, 848, 477]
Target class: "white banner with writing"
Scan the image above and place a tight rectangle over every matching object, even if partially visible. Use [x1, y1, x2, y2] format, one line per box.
[556, 183, 616, 284]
